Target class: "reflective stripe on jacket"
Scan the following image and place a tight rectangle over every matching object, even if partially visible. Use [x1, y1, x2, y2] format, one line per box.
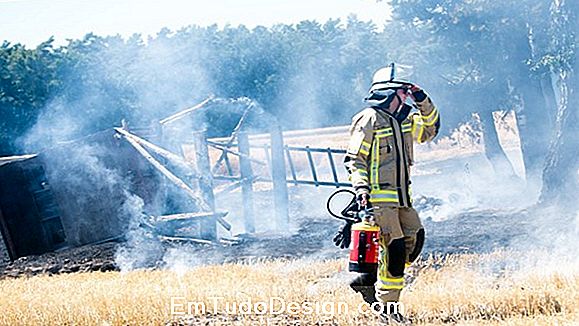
[344, 96, 440, 207]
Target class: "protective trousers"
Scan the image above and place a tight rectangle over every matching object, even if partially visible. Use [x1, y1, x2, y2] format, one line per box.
[374, 206, 424, 303]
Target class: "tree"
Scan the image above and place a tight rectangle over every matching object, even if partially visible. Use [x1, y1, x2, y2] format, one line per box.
[539, 0, 579, 209]
[389, 0, 556, 180]
[0, 38, 64, 154]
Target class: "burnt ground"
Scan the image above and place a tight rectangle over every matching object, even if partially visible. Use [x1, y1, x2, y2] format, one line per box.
[0, 208, 531, 279]
[0, 241, 118, 278]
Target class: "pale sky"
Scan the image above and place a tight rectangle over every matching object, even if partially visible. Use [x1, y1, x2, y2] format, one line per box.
[0, 0, 392, 47]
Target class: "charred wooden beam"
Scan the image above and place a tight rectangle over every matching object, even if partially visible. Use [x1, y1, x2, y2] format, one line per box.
[207, 140, 266, 165]
[211, 103, 254, 173]
[192, 131, 219, 239]
[157, 211, 228, 222]
[238, 132, 255, 234]
[157, 211, 231, 231]
[158, 235, 214, 245]
[0, 208, 17, 260]
[114, 127, 199, 177]
[213, 176, 258, 196]
[119, 132, 209, 210]
[159, 95, 215, 126]
[270, 124, 289, 230]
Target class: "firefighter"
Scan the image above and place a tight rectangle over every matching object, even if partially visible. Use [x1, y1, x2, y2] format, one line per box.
[334, 64, 440, 324]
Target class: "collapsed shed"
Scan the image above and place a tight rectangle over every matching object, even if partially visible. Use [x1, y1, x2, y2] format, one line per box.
[0, 129, 163, 260]
[0, 97, 262, 260]
[0, 96, 311, 261]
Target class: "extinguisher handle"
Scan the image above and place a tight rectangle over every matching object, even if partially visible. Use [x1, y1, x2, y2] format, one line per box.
[357, 206, 374, 218]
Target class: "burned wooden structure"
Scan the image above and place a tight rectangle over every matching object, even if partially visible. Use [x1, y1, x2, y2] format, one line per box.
[0, 96, 352, 260]
[0, 130, 163, 260]
[0, 154, 65, 260]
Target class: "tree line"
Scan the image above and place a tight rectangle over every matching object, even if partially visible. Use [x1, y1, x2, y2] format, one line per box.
[0, 18, 386, 155]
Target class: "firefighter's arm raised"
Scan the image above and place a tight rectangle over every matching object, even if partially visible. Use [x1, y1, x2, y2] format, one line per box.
[410, 88, 440, 143]
[344, 109, 375, 196]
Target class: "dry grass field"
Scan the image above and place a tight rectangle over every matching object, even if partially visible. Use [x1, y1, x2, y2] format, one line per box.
[1, 251, 577, 325]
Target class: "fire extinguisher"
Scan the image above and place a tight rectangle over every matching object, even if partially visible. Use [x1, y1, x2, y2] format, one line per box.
[327, 189, 380, 273]
[349, 220, 380, 273]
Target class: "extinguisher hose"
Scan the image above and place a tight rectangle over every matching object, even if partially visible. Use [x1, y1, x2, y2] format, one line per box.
[326, 189, 359, 223]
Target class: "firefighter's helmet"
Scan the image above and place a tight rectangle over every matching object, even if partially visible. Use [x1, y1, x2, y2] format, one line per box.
[369, 63, 413, 92]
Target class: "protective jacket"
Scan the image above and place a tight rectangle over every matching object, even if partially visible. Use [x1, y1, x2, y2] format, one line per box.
[344, 95, 440, 207]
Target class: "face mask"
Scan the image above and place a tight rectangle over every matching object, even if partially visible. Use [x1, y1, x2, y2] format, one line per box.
[393, 103, 413, 123]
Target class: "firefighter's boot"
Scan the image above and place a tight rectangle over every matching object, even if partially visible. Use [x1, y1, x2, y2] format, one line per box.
[378, 302, 410, 325]
[349, 272, 377, 305]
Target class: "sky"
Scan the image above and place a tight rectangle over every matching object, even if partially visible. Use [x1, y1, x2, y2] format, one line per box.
[0, 0, 392, 47]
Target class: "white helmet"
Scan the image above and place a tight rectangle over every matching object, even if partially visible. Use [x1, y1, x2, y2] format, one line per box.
[369, 63, 414, 92]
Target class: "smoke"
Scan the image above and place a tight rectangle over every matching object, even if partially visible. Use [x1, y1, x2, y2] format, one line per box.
[35, 140, 138, 246]
[15, 29, 311, 272]
[114, 193, 166, 271]
[16, 31, 217, 271]
[278, 62, 324, 129]
[510, 205, 579, 270]
[22, 98, 92, 150]
[410, 129, 579, 273]
[11, 14, 577, 278]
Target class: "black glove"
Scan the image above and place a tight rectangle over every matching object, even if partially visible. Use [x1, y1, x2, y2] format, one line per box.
[333, 221, 353, 249]
[409, 84, 427, 102]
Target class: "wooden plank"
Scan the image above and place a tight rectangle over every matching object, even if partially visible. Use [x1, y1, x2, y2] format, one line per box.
[122, 134, 208, 210]
[213, 175, 243, 181]
[157, 212, 231, 231]
[114, 128, 199, 176]
[157, 211, 228, 221]
[211, 103, 253, 173]
[219, 236, 241, 242]
[0, 208, 17, 261]
[207, 141, 266, 165]
[159, 95, 215, 125]
[216, 215, 232, 231]
[223, 152, 234, 176]
[214, 181, 242, 196]
[159, 235, 214, 245]
[192, 131, 219, 238]
[270, 124, 289, 230]
[262, 144, 271, 173]
[238, 132, 255, 233]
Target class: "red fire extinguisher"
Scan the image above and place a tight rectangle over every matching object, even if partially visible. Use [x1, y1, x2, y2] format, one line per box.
[349, 220, 380, 273]
[327, 189, 380, 273]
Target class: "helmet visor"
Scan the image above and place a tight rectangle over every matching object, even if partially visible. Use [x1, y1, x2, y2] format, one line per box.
[365, 88, 397, 106]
